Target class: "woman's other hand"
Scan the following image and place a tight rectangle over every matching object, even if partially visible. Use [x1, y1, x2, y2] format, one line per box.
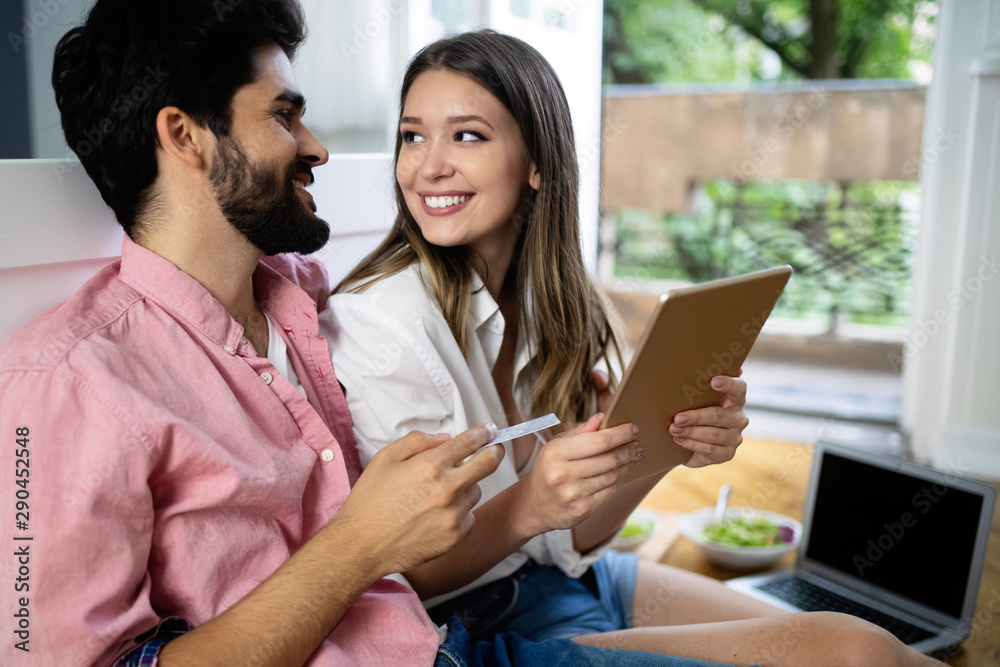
[515, 414, 642, 534]
[671, 375, 749, 468]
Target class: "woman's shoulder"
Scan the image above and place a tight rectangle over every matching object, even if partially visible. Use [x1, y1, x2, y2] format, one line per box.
[331, 264, 437, 318]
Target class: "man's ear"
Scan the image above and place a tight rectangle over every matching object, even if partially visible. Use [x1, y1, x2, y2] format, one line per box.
[528, 162, 540, 191]
[155, 106, 212, 170]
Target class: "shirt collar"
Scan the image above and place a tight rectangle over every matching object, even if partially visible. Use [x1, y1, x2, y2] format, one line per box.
[468, 272, 500, 332]
[467, 269, 537, 377]
[117, 236, 319, 351]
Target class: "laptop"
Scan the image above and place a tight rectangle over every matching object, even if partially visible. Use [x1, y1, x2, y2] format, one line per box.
[726, 440, 996, 655]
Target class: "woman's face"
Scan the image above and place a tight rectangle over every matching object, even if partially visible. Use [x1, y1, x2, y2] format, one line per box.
[396, 69, 539, 258]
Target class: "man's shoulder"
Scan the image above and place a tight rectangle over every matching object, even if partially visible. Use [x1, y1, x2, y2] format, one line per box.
[0, 260, 143, 373]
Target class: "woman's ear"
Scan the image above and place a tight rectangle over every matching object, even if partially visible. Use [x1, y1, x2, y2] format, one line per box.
[528, 162, 540, 190]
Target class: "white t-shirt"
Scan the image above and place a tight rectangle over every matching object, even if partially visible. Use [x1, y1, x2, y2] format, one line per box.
[321, 263, 610, 608]
[264, 311, 306, 398]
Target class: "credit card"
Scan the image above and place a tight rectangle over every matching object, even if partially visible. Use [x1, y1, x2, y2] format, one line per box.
[483, 413, 560, 447]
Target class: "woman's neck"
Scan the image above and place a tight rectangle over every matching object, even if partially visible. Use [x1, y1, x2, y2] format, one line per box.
[471, 215, 523, 302]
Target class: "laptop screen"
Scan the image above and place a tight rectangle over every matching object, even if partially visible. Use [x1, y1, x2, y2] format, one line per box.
[805, 451, 984, 618]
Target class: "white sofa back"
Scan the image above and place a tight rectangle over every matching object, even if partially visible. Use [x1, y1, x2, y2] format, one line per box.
[0, 155, 395, 345]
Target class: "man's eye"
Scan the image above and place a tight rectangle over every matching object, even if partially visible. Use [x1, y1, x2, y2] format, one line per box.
[401, 130, 425, 143]
[456, 131, 484, 142]
[275, 111, 295, 126]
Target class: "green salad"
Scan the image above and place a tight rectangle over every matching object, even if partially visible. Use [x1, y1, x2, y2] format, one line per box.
[703, 516, 792, 547]
[618, 514, 655, 539]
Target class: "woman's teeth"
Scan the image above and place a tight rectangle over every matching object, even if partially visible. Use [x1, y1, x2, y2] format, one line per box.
[424, 195, 470, 208]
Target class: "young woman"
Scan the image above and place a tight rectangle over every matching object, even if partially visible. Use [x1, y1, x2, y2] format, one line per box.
[322, 30, 942, 667]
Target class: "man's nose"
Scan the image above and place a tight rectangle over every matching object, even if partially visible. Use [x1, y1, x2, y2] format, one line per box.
[298, 123, 329, 167]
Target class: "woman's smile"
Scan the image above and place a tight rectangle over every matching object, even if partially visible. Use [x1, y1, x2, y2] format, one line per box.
[419, 191, 475, 216]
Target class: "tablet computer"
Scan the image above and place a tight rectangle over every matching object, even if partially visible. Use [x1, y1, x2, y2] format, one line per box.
[602, 266, 792, 483]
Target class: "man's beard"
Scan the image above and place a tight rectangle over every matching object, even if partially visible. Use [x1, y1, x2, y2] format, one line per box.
[209, 136, 330, 256]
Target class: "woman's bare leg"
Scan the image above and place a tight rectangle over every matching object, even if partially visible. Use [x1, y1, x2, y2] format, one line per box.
[573, 612, 943, 666]
[628, 559, 788, 627]
[571, 560, 944, 666]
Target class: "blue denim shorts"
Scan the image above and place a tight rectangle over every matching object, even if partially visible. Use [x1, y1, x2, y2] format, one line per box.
[435, 615, 737, 667]
[428, 550, 640, 643]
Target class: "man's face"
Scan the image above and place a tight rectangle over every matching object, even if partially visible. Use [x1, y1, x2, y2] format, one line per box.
[210, 44, 330, 256]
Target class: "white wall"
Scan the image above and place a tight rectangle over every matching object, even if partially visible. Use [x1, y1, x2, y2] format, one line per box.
[901, 0, 1000, 477]
[0, 156, 396, 346]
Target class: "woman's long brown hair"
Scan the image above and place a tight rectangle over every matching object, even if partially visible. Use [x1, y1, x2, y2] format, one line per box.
[335, 29, 622, 426]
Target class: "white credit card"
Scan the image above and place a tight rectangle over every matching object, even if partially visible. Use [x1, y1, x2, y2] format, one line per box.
[483, 413, 560, 447]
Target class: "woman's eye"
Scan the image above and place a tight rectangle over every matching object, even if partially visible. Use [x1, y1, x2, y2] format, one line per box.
[401, 130, 425, 143]
[456, 131, 484, 142]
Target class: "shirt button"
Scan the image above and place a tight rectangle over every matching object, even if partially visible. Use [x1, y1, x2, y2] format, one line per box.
[321, 449, 335, 462]
[222, 345, 234, 353]
[260, 372, 273, 385]
[240, 336, 248, 345]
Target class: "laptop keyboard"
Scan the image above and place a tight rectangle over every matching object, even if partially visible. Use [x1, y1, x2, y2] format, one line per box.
[757, 576, 936, 645]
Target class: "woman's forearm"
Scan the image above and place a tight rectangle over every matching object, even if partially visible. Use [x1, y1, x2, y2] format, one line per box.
[403, 481, 538, 599]
[571, 471, 667, 552]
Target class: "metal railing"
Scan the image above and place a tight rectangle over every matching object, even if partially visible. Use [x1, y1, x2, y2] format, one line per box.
[609, 179, 919, 333]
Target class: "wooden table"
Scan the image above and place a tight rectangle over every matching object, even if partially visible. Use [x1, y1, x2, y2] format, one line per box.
[637, 438, 1000, 666]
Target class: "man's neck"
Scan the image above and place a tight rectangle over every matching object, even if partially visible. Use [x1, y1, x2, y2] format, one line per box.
[137, 216, 267, 352]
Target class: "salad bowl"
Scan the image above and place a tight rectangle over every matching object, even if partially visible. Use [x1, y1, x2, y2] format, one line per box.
[679, 508, 801, 571]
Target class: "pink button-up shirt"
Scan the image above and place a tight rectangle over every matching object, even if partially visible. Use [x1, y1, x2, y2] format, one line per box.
[0, 237, 440, 666]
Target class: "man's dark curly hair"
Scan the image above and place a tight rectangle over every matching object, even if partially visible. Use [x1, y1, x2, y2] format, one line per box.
[52, 0, 306, 238]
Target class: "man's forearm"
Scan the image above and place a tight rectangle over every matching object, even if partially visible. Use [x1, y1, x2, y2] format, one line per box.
[159, 514, 379, 667]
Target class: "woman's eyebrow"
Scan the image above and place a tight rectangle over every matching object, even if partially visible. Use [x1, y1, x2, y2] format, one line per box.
[447, 114, 494, 130]
[399, 115, 495, 130]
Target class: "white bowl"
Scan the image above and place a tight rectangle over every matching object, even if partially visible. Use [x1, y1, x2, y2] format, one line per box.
[611, 507, 662, 552]
[680, 508, 801, 571]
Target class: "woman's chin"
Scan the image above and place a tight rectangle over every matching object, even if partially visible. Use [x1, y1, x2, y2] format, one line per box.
[415, 227, 464, 249]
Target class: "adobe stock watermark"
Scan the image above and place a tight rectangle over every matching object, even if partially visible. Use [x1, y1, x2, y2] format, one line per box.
[755, 615, 810, 664]
[851, 459, 968, 577]
[680, 293, 782, 405]
[935, 587, 1000, 661]
[902, 125, 960, 179]
[51, 64, 169, 182]
[889, 254, 999, 372]
[730, 87, 831, 183]
[351, 310, 424, 391]
[601, 576, 683, 651]
[8, 0, 76, 54]
[733, 441, 812, 516]
[580, 115, 629, 172]
[851, 125, 959, 233]
[554, 0, 596, 18]
[340, 1, 404, 64]
[727, 417, 832, 519]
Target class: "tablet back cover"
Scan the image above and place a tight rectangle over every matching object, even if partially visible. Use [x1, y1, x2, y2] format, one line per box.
[605, 266, 791, 483]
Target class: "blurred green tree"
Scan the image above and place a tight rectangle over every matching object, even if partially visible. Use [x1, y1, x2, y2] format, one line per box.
[604, 0, 937, 84]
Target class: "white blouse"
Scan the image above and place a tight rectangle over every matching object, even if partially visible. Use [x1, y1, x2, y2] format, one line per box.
[321, 263, 610, 608]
